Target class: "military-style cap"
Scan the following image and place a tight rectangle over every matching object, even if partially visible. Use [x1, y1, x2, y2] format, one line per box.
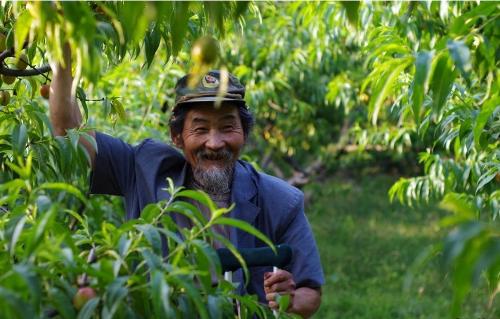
[173, 70, 246, 111]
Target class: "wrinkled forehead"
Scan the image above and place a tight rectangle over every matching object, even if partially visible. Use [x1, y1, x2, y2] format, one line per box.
[184, 103, 241, 123]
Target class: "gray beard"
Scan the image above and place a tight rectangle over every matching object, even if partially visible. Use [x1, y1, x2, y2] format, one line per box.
[192, 164, 234, 194]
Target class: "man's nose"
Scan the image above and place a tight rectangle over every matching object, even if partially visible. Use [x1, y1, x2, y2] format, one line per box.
[205, 131, 225, 150]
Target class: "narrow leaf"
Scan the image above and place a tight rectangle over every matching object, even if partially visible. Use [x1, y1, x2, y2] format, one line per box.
[447, 40, 472, 81]
[430, 53, 456, 113]
[412, 51, 434, 124]
[473, 96, 499, 148]
[11, 123, 28, 156]
[14, 10, 32, 56]
[340, 1, 360, 26]
[77, 297, 100, 319]
[369, 59, 411, 125]
[213, 217, 275, 253]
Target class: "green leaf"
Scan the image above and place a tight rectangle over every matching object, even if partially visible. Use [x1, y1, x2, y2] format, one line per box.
[13, 264, 42, 308]
[204, 2, 225, 34]
[191, 239, 221, 287]
[412, 51, 434, 124]
[102, 278, 128, 318]
[9, 215, 27, 256]
[157, 227, 184, 246]
[443, 221, 484, 266]
[177, 189, 216, 213]
[234, 1, 250, 18]
[340, 1, 360, 26]
[166, 200, 207, 228]
[170, 2, 190, 56]
[67, 129, 80, 151]
[439, 0, 449, 21]
[80, 132, 98, 156]
[11, 123, 28, 156]
[49, 287, 77, 319]
[136, 224, 162, 255]
[38, 182, 88, 204]
[140, 248, 164, 270]
[111, 98, 126, 121]
[168, 275, 209, 319]
[368, 58, 411, 125]
[26, 205, 57, 257]
[476, 168, 497, 193]
[77, 297, 100, 319]
[211, 232, 249, 285]
[140, 203, 162, 223]
[277, 293, 290, 313]
[117, 234, 132, 257]
[473, 95, 499, 148]
[144, 23, 161, 68]
[14, 10, 32, 56]
[150, 270, 173, 318]
[76, 87, 88, 122]
[38, 183, 87, 204]
[439, 193, 477, 224]
[430, 53, 456, 113]
[0, 287, 36, 318]
[366, 43, 411, 63]
[207, 295, 223, 319]
[447, 40, 472, 81]
[116, 2, 148, 45]
[213, 217, 275, 252]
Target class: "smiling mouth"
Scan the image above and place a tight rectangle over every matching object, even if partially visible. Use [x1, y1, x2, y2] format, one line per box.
[201, 158, 228, 167]
[196, 149, 233, 164]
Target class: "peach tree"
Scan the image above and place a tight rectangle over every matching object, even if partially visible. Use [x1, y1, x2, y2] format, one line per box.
[0, 2, 290, 318]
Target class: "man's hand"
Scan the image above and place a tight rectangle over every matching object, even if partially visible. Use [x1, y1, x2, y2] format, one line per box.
[264, 269, 321, 318]
[264, 269, 296, 310]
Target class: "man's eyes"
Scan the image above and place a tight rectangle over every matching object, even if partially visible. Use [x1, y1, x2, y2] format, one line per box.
[194, 127, 208, 133]
[192, 125, 235, 133]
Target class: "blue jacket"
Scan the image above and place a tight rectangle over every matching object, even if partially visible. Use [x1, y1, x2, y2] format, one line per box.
[90, 132, 324, 302]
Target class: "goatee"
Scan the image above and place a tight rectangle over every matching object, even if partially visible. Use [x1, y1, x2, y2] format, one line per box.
[192, 148, 235, 194]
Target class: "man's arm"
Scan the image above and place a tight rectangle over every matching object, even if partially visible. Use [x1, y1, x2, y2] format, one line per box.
[49, 44, 96, 168]
[264, 269, 321, 318]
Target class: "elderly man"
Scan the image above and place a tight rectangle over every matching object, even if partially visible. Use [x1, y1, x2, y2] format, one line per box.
[50, 49, 324, 317]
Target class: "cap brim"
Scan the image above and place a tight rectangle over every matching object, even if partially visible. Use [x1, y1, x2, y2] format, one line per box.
[175, 96, 246, 108]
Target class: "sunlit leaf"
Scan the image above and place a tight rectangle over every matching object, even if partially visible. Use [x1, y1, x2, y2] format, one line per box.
[473, 95, 499, 148]
[77, 297, 100, 319]
[447, 40, 472, 81]
[412, 51, 434, 124]
[429, 53, 456, 113]
[340, 1, 359, 26]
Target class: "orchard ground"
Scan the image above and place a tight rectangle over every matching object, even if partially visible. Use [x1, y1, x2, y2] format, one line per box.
[306, 173, 500, 319]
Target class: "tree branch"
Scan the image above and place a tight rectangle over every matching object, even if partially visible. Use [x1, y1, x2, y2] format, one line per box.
[0, 48, 51, 76]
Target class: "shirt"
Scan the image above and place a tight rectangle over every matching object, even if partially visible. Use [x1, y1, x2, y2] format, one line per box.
[90, 132, 325, 302]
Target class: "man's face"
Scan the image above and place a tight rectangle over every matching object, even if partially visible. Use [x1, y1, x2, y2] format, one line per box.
[173, 103, 245, 190]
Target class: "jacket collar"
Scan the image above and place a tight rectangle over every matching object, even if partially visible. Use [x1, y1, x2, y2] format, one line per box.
[229, 160, 260, 246]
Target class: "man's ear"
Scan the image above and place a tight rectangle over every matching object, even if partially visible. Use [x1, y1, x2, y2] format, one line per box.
[171, 133, 183, 148]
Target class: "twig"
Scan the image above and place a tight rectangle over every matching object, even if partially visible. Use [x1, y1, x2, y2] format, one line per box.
[85, 98, 105, 102]
[0, 48, 51, 77]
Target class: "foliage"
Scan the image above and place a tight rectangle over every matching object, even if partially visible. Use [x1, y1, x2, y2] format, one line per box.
[357, 2, 499, 315]
[306, 174, 499, 318]
[0, 169, 278, 318]
[0, 0, 498, 317]
[218, 2, 499, 316]
[0, 1, 287, 318]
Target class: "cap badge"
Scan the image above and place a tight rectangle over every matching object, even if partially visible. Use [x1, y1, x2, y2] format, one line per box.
[202, 74, 219, 88]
